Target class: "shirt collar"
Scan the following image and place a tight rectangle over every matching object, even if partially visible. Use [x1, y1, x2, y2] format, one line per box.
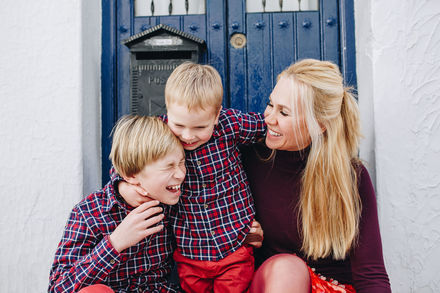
[211, 109, 225, 138]
[211, 122, 221, 138]
[102, 181, 133, 213]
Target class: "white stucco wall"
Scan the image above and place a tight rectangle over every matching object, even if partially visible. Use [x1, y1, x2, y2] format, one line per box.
[82, 0, 102, 196]
[356, 0, 440, 292]
[0, 1, 101, 292]
[1, 0, 439, 292]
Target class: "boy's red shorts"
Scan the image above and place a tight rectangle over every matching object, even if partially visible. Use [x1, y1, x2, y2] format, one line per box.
[173, 245, 255, 293]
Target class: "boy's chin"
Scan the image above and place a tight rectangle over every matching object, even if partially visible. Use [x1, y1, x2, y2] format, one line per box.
[182, 143, 200, 150]
[160, 194, 181, 206]
[181, 139, 209, 150]
[161, 199, 179, 206]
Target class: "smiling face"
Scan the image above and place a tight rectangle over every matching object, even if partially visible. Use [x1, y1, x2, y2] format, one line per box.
[127, 146, 186, 205]
[167, 103, 221, 151]
[264, 76, 312, 151]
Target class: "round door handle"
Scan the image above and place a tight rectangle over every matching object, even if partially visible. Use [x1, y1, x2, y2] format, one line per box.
[230, 33, 247, 49]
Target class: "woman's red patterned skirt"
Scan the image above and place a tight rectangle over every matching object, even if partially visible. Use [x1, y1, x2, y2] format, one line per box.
[308, 266, 356, 293]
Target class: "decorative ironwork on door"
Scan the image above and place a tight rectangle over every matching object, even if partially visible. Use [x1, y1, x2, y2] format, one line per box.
[246, 0, 318, 13]
[135, 0, 205, 16]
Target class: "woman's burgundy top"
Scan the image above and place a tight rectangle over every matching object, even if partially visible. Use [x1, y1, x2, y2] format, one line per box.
[241, 144, 391, 292]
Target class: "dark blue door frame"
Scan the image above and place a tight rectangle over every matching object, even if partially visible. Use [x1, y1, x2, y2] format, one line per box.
[102, 0, 117, 183]
[101, 0, 357, 183]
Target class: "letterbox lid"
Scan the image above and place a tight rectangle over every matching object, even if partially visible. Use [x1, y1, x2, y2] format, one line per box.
[122, 23, 206, 47]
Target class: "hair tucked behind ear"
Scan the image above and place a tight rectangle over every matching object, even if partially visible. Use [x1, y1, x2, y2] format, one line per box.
[278, 59, 362, 260]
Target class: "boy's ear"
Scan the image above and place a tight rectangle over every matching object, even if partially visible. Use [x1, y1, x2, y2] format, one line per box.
[214, 106, 222, 125]
[123, 174, 140, 185]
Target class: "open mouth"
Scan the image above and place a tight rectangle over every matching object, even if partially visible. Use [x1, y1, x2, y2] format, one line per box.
[166, 184, 181, 192]
[268, 129, 281, 137]
[181, 140, 198, 148]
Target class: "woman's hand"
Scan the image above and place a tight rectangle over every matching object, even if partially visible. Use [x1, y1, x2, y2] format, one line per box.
[245, 220, 264, 248]
[118, 181, 154, 207]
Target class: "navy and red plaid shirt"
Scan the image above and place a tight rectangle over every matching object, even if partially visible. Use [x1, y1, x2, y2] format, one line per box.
[48, 181, 179, 293]
[167, 109, 266, 261]
[110, 109, 266, 261]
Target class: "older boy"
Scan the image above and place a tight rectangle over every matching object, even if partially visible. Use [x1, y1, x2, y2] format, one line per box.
[117, 63, 266, 292]
[49, 116, 185, 293]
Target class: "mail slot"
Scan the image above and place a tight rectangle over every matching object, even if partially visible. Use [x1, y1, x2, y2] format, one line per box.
[123, 24, 206, 115]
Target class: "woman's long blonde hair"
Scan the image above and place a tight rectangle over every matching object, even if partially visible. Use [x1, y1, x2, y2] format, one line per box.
[280, 59, 362, 260]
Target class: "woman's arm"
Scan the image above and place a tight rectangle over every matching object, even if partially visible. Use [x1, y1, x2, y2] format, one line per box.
[350, 165, 391, 292]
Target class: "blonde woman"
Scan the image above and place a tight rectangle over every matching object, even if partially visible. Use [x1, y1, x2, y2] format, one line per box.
[241, 59, 391, 292]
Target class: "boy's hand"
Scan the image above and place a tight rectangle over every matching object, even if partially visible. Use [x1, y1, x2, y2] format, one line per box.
[109, 200, 164, 253]
[118, 181, 154, 207]
[245, 220, 264, 248]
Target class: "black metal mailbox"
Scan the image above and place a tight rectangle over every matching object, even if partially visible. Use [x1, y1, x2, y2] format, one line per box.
[123, 24, 206, 116]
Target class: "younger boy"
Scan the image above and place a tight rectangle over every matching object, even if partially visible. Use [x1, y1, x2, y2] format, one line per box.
[48, 116, 186, 293]
[117, 63, 266, 292]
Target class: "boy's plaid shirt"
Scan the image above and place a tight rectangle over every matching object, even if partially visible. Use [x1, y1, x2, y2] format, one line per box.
[48, 181, 179, 293]
[165, 108, 266, 261]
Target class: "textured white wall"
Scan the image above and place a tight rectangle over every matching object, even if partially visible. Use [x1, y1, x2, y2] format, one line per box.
[0, 0, 101, 292]
[1, 0, 439, 292]
[356, 0, 440, 292]
[82, 0, 102, 196]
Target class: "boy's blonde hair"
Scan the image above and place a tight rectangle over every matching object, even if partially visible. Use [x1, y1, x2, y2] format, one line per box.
[109, 115, 183, 178]
[165, 62, 223, 112]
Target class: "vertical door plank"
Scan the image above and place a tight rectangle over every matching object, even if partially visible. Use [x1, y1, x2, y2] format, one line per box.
[117, 0, 133, 117]
[296, 12, 321, 61]
[102, 0, 117, 182]
[272, 13, 296, 81]
[227, 0, 246, 110]
[320, 0, 340, 65]
[206, 1, 228, 108]
[182, 15, 206, 41]
[339, 0, 357, 87]
[246, 13, 273, 113]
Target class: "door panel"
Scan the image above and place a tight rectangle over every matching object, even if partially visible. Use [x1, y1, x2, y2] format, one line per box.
[296, 12, 321, 60]
[272, 13, 296, 80]
[246, 13, 273, 113]
[321, 0, 340, 65]
[102, 0, 356, 182]
[115, 0, 340, 114]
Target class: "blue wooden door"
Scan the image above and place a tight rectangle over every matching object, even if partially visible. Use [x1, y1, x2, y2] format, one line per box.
[101, 0, 356, 181]
[227, 0, 353, 112]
